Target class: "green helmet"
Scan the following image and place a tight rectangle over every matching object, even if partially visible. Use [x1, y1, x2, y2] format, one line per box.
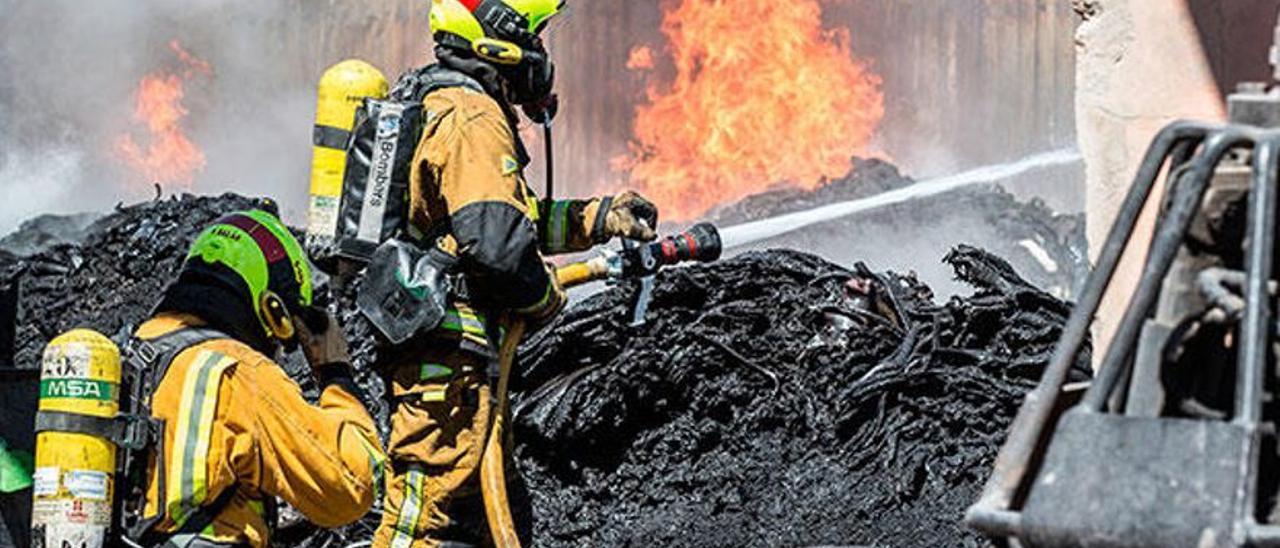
[183, 209, 313, 340]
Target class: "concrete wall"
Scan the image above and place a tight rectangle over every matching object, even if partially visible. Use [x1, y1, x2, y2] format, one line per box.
[1075, 0, 1280, 362]
[830, 1, 1078, 177]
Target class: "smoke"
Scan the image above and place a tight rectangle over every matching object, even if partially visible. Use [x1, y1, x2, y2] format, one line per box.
[716, 153, 1088, 299]
[0, 148, 86, 233]
[0, 0, 429, 234]
[720, 149, 1083, 249]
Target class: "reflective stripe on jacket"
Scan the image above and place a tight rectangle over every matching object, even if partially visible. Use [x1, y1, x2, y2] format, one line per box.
[408, 85, 604, 319]
[137, 313, 385, 547]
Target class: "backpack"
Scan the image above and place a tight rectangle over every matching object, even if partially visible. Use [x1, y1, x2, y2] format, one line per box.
[324, 66, 489, 345]
[326, 65, 486, 267]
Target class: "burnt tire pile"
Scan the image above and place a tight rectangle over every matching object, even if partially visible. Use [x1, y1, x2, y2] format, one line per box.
[512, 246, 1089, 548]
[0, 192, 1089, 547]
[0, 193, 263, 369]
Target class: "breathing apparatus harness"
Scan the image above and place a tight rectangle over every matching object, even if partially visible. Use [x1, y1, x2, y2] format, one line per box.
[114, 328, 246, 548]
[110, 275, 300, 546]
[351, 41, 560, 347]
[113, 205, 303, 546]
[32, 323, 245, 547]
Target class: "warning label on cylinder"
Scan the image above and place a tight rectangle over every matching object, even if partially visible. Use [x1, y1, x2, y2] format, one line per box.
[32, 466, 58, 497]
[33, 497, 111, 526]
[41, 342, 91, 378]
[66, 469, 108, 500]
[309, 195, 339, 235]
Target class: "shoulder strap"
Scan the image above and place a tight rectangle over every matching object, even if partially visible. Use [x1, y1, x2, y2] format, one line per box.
[391, 64, 532, 169]
[112, 326, 230, 546]
[389, 64, 485, 103]
[127, 327, 228, 397]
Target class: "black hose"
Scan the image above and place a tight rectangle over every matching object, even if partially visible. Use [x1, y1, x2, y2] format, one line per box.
[543, 122, 554, 201]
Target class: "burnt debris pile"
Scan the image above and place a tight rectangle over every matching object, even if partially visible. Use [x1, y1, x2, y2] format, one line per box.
[709, 157, 916, 224]
[0, 186, 1089, 547]
[0, 193, 263, 369]
[512, 246, 1089, 547]
[0, 211, 100, 258]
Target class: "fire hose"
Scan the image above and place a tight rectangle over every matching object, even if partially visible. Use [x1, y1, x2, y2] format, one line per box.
[480, 223, 723, 548]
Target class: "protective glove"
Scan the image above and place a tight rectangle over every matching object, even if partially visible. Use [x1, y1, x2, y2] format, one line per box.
[601, 191, 659, 242]
[294, 307, 355, 389]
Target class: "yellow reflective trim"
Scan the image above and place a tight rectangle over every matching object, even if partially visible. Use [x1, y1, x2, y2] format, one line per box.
[420, 363, 453, 381]
[526, 193, 541, 222]
[548, 200, 570, 252]
[462, 332, 489, 347]
[516, 281, 554, 316]
[420, 389, 447, 403]
[391, 468, 427, 548]
[189, 357, 231, 512]
[165, 356, 205, 519]
[354, 432, 387, 501]
[166, 351, 235, 525]
[441, 308, 487, 337]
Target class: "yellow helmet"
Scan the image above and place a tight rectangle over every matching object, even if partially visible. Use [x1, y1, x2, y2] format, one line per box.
[430, 0, 564, 64]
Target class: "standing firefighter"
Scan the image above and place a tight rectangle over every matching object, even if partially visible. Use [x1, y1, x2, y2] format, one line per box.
[126, 206, 384, 547]
[371, 0, 659, 546]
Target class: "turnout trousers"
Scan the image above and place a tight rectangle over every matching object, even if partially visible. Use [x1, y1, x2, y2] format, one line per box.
[373, 341, 493, 548]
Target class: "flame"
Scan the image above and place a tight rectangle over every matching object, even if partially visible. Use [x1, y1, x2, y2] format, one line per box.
[626, 46, 655, 71]
[114, 40, 211, 189]
[612, 0, 885, 219]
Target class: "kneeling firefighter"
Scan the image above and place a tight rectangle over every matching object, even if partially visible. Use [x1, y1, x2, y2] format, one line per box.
[365, 1, 661, 546]
[123, 206, 385, 547]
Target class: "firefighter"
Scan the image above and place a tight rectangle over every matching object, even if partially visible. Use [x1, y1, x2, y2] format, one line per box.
[130, 206, 384, 547]
[372, 0, 660, 546]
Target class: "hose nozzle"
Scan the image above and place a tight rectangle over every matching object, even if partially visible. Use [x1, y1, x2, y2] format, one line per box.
[622, 223, 722, 277]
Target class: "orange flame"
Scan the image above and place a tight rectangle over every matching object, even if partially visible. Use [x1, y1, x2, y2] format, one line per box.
[115, 40, 211, 189]
[612, 0, 885, 220]
[626, 46, 655, 71]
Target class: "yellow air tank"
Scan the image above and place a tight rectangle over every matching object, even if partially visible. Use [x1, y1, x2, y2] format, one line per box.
[30, 329, 121, 548]
[307, 59, 389, 263]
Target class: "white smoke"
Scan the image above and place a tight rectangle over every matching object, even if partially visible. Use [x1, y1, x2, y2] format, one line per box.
[0, 148, 86, 234]
[0, 0, 430, 235]
[720, 149, 1085, 249]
